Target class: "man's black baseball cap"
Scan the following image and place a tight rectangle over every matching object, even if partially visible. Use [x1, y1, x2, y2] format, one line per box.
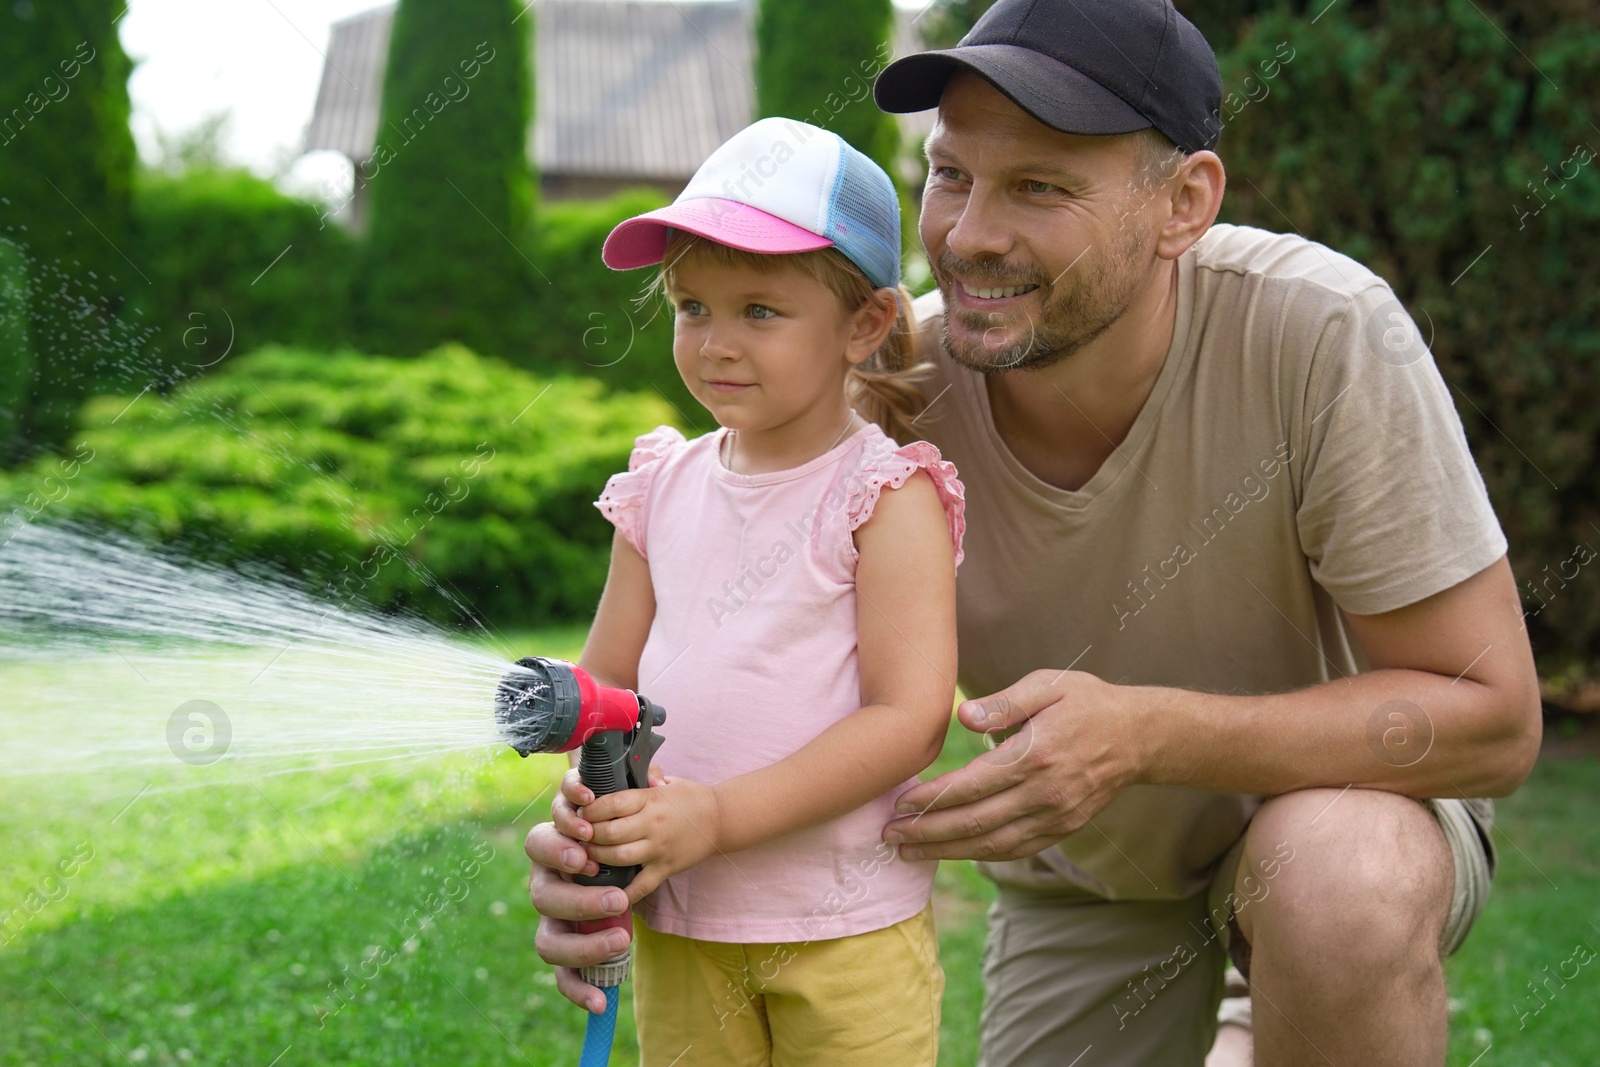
[874, 0, 1223, 154]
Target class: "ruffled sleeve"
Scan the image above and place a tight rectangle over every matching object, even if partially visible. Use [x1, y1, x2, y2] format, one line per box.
[845, 439, 967, 568]
[594, 425, 687, 559]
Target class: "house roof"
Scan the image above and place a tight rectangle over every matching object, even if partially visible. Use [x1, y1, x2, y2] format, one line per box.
[303, 4, 397, 166]
[536, 0, 755, 181]
[303, 0, 933, 183]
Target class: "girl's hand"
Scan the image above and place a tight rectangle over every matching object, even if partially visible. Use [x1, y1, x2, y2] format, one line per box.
[580, 776, 723, 902]
[552, 764, 666, 856]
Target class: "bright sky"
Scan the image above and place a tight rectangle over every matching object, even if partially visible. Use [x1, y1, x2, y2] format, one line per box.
[121, 0, 385, 204]
[120, 0, 932, 207]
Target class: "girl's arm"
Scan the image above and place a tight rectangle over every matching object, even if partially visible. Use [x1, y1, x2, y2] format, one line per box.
[575, 470, 958, 900]
[576, 527, 655, 694]
[567, 528, 655, 781]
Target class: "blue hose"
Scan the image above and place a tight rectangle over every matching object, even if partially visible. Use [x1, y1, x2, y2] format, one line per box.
[579, 985, 620, 1067]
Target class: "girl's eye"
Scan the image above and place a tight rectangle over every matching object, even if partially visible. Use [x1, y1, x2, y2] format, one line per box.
[678, 300, 706, 316]
[748, 305, 777, 320]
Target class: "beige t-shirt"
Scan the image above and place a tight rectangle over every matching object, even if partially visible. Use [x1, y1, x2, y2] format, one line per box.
[905, 223, 1506, 901]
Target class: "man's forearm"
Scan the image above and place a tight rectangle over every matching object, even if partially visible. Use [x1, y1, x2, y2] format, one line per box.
[885, 563, 1540, 862]
[1132, 665, 1539, 799]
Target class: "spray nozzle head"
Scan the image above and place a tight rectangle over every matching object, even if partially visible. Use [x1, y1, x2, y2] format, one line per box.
[495, 655, 665, 773]
[495, 656, 581, 757]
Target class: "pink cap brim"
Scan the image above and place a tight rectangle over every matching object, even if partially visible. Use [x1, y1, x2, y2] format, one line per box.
[602, 198, 833, 270]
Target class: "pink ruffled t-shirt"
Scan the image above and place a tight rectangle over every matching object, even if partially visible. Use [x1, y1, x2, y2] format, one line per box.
[594, 420, 966, 943]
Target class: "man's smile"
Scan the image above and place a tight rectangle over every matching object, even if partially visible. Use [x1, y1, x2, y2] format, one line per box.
[957, 280, 1039, 300]
[949, 277, 1042, 311]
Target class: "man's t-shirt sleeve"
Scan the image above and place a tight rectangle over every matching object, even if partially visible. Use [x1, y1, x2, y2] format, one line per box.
[1294, 283, 1508, 616]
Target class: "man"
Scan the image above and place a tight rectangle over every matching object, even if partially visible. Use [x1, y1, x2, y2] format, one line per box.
[526, 1, 1541, 1063]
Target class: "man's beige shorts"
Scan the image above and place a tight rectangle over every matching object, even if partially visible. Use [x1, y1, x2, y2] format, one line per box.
[976, 797, 1495, 1067]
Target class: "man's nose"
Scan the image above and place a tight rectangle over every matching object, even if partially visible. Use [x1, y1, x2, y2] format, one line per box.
[944, 183, 1017, 264]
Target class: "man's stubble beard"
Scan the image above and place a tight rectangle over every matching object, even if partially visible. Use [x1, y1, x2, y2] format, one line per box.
[936, 218, 1155, 376]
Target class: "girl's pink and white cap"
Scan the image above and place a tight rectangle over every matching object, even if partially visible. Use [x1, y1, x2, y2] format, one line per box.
[601, 117, 902, 289]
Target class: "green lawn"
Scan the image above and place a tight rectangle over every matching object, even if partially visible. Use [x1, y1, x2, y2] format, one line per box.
[1, 626, 1594, 1065]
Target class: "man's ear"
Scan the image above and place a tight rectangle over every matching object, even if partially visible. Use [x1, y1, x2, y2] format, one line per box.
[1156, 150, 1226, 261]
[846, 288, 900, 366]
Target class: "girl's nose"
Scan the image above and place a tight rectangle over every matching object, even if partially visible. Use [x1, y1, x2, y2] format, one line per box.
[700, 321, 740, 361]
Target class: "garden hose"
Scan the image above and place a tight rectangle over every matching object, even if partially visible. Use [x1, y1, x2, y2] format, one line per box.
[579, 985, 621, 1067]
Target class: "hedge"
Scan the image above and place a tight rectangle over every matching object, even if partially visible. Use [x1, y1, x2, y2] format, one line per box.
[523, 190, 703, 426]
[755, 0, 902, 180]
[0, 343, 679, 628]
[10, 169, 700, 466]
[353, 0, 537, 361]
[131, 168, 358, 382]
[0, 0, 137, 457]
[1201, 0, 1600, 683]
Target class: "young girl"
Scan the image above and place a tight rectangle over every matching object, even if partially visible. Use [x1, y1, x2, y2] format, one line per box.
[553, 117, 966, 1065]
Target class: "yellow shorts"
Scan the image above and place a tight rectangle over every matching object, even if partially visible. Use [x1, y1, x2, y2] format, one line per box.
[632, 902, 943, 1067]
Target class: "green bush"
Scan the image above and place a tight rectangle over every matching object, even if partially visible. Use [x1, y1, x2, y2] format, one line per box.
[0, 344, 679, 627]
[523, 190, 706, 428]
[354, 0, 537, 360]
[131, 168, 358, 380]
[0, 0, 138, 457]
[130, 177, 706, 438]
[755, 0, 902, 179]
[917, 0, 995, 48]
[1202, 1, 1600, 681]
[0, 238, 31, 450]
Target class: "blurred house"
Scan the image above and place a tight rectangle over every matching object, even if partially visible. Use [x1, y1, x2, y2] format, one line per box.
[304, 0, 933, 231]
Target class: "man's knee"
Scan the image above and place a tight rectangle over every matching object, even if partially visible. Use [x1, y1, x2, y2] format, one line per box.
[1233, 788, 1453, 969]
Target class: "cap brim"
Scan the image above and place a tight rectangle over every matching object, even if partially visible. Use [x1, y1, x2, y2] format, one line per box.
[874, 44, 1152, 138]
[602, 198, 834, 271]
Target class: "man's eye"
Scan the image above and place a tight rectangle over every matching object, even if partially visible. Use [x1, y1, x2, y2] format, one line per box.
[1023, 179, 1058, 194]
[933, 166, 965, 182]
[749, 305, 777, 320]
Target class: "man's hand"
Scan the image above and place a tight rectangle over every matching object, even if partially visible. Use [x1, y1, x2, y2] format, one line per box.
[525, 765, 665, 1014]
[579, 776, 722, 900]
[883, 669, 1143, 862]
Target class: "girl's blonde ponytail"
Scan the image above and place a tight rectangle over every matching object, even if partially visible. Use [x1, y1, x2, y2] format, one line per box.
[847, 285, 938, 445]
